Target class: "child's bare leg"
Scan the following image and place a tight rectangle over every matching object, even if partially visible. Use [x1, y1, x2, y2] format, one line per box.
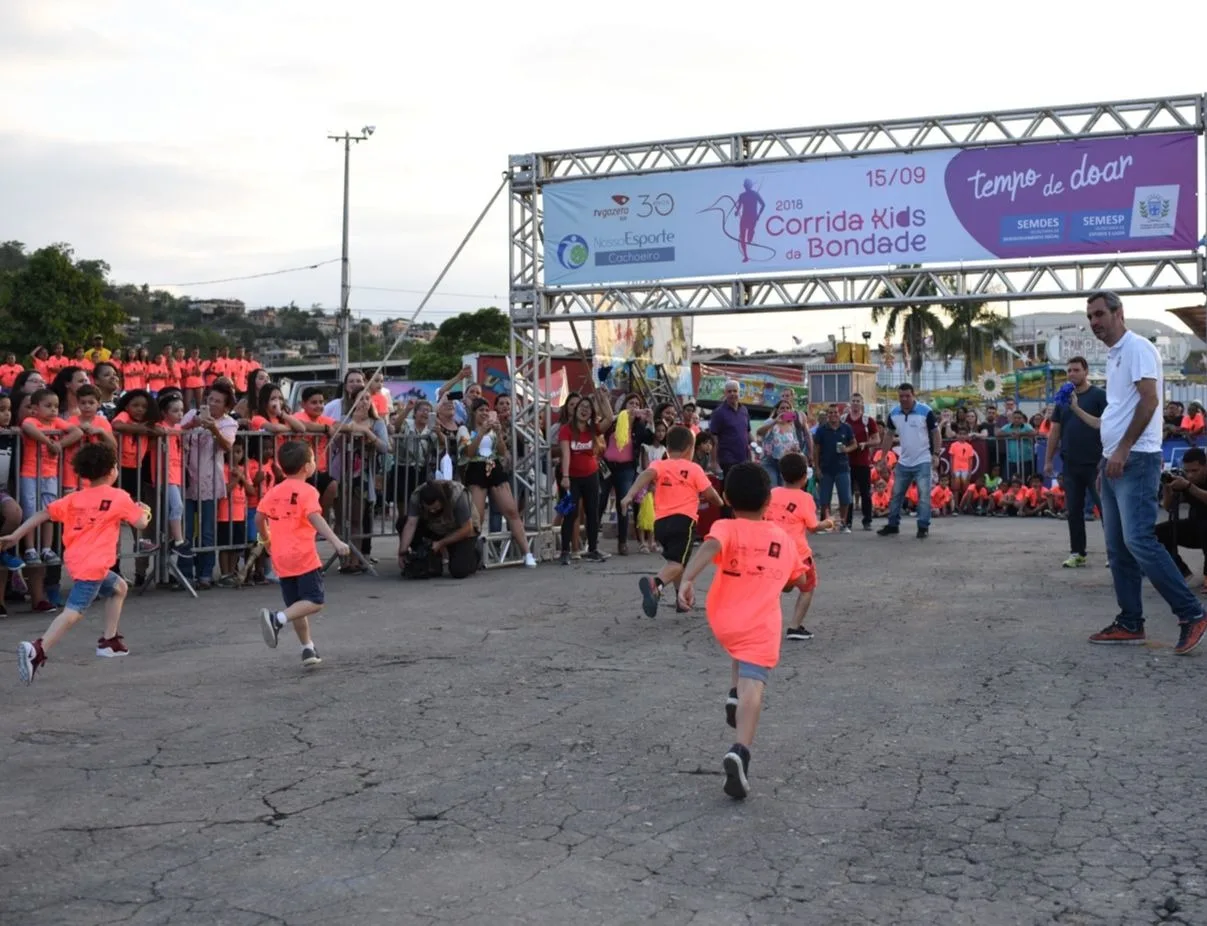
[282, 601, 322, 646]
[788, 589, 814, 630]
[101, 578, 128, 639]
[39, 608, 86, 652]
[170, 519, 184, 544]
[735, 676, 765, 747]
[39, 522, 54, 552]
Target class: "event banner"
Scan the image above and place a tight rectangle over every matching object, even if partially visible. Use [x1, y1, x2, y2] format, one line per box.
[594, 314, 693, 396]
[542, 133, 1199, 286]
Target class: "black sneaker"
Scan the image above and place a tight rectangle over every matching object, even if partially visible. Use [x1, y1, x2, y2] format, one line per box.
[260, 608, 282, 649]
[638, 576, 661, 617]
[725, 688, 738, 729]
[722, 744, 751, 800]
[583, 550, 608, 562]
[559, 551, 571, 566]
[301, 645, 322, 667]
[916, 527, 929, 539]
[786, 625, 813, 641]
[861, 522, 872, 531]
[877, 525, 899, 536]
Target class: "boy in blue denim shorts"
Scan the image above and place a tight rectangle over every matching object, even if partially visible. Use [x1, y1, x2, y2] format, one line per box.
[6, 443, 151, 685]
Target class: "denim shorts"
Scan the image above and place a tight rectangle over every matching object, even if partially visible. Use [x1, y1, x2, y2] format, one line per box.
[166, 485, 183, 522]
[737, 661, 770, 683]
[280, 568, 325, 607]
[66, 570, 122, 613]
[19, 476, 58, 518]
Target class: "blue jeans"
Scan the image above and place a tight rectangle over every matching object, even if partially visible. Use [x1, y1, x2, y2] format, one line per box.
[887, 462, 932, 529]
[601, 463, 638, 543]
[761, 458, 783, 488]
[185, 499, 217, 583]
[818, 469, 851, 513]
[1101, 452, 1202, 630]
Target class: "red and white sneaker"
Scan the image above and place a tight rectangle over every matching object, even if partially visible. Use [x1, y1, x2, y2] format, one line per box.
[96, 634, 129, 658]
[17, 639, 46, 685]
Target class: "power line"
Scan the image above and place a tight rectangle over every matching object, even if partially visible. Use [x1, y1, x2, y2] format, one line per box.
[148, 259, 341, 288]
[351, 284, 501, 300]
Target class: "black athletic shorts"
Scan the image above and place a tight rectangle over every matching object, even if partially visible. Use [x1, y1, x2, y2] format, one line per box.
[655, 514, 696, 566]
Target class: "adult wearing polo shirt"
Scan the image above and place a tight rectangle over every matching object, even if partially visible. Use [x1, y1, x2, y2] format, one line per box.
[843, 392, 879, 530]
[1043, 355, 1106, 568]
[813, 404, 857, 533]
[877, 382, 941, 540]
[1078, 291, 1206, 653]
[89, 336, 112, 362]
[708, 380, 751, 475]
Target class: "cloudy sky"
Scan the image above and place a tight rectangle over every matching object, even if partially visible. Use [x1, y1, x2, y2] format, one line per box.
[3, 0, 1204, 352]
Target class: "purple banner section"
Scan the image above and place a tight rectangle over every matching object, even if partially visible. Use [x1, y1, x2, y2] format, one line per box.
[944, 133, 1198, 258]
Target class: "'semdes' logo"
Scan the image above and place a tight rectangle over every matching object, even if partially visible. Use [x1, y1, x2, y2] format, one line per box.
[556, 234, 589, 270]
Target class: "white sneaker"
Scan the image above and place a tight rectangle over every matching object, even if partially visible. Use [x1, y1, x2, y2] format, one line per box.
[523, 553, 537, 568]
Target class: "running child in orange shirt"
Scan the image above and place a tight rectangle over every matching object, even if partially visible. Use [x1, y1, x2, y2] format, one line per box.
[930, 474, 955, 517]
[8, 443, 151, 684]
[620, 425, 723, 618]
[678, 462, 810, 801]
[257, 441, 349, 668]
[763, 452, 833, 641]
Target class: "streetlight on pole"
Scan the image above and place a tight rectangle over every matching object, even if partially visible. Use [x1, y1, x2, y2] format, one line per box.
[328, 125, 375, 380]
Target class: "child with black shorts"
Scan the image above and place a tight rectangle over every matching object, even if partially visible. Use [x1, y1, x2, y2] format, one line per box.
[621, 425, 723, 617]
[678, 462, 811, 800]
[8, 443, 151, 685]
[256, 441, 349, 668]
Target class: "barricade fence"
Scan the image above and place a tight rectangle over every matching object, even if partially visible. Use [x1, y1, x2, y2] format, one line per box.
[0, 427, 553, 595]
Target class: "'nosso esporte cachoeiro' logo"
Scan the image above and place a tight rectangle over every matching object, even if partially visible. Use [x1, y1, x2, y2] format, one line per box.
[557, 234, 589, 270]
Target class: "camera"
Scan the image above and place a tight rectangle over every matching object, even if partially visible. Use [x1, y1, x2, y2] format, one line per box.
[1161, 467, 1186, 485]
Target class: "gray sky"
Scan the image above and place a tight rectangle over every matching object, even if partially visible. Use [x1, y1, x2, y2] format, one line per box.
[3, 0, 1204, 350]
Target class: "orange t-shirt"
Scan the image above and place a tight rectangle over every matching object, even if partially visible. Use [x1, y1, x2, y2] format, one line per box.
[205, 358, 227, 385]
[46, 484, 144, 581]
[0, 363, 23, 389]
[370, 392, 390, 417]
[905, 484, 919, 505]
[76, 357, 94, 373]
[648, 457, 713, 522]
[62, 413, 113, 490]
[1048, 486, 1066, 510]
[764, 486, 820, 562]
[1181, 413, 1205, 436]
[217, 464, 248, 522]
[161, 425, 183, 486]
[183, 359, 205, 389]
[874, 449, 898, 471]
[948, 440, 975, 473]
[147, 359, 169, 390]
[257, 478, 322, 577]
[963, 485, 988, 502]
[44, 355, 69, 378]
[231, 359, 250, 393]
[298, 413, 336, 472]
[122, 361, 145, 391]
[111, 412, 152, 469]
[21, 417, 71, 479]
[872, 488, 891, 509]
[704, 518, 803, 669]
[1026, 486, 1046, 507]
[930, 485, 952, 508]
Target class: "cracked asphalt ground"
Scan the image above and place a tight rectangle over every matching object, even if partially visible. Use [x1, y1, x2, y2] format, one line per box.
[2, 516, 1206, 926]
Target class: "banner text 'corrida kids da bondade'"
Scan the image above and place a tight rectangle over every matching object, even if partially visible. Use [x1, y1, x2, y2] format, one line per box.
[540, 133, 1198, 287]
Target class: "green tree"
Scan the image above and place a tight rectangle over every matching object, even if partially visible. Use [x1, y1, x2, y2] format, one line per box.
[871, 267, 948, 380]
[408, 307, 510, 379]
[0, 244, 126, 355]
[939, 297, 1013, 383]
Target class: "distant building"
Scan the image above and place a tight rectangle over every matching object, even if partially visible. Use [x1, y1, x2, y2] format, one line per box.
[147, 322, 176, 334]
[190, 299, 246, 317]
[247, 308, 278, 328]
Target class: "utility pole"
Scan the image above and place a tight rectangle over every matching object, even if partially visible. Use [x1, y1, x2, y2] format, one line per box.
[328, 126, 375, 379]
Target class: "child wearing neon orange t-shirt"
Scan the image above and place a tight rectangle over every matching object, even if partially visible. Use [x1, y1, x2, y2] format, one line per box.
[872, 477, 892, 517]
[960, 475, 990, 515]
[947, 428, 976, 498]
[930, 474, 955, 517]
[678, 462, 810, 801]
[1048, 474, 1067, 517]
[764, 452, 833, 642]
[257, 441, 349, 668]
[9, 443, 151, 685]
[620, 425, 723, 618]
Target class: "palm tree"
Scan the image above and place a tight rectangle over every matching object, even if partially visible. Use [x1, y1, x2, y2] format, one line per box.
[940, 297, 1013, 383]
[871, 267, 948, 380]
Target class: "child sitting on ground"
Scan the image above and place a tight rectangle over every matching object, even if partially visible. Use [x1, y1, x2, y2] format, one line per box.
[678, 462, 811, 801]
[871, 477, 892, 518]
[9, 443, 151, 685]
[959, 474, 990, 516]
[930, 473, 955, 517]
[1048, 474, 1066, 519]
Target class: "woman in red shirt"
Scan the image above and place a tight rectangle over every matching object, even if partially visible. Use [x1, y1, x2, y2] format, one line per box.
[557, 388, 613, 564]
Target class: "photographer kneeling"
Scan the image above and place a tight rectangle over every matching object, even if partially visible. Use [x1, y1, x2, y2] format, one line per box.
[1157, 447, 1207, 586]
[397, 480, 480, 579]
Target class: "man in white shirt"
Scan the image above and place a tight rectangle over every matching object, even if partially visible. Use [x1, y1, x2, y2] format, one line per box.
[876, 382, 941, 540]
[1083, 291, 1206, 654]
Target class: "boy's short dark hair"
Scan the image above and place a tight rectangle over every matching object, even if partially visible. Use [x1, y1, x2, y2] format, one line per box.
[956, 425, 969, 435]
[301, 386, 326, 403]
[30, 388, 56, 407]
[276, 440, 312, 476]
[779, 451, 808, 484]
[723, 462, 771, 513]
[75, 384, 100, 401]
[73, 442, 117, 482]
[1184, 447, 1207, 465]
[665, 425, 694, 453]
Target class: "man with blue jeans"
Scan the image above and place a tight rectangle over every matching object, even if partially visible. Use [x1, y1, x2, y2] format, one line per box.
[877, 383, 941, 540]
[1079, 291, 1206, 654]
[813, 404, 856, 533]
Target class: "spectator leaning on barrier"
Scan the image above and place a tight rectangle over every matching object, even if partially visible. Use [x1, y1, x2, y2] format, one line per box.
[180, 382, 238, 591]
[877, 383, 941, 540]
[1156, 447, 1207, 586]
[998, 410, 1036, 482]
[1079, 290, 1206, 653]
[398, 479, 480, 579]
[1044, 356, 1106, 568]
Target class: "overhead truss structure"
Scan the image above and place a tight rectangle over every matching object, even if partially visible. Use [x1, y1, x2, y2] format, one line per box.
[503, 94, 1207, 562]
